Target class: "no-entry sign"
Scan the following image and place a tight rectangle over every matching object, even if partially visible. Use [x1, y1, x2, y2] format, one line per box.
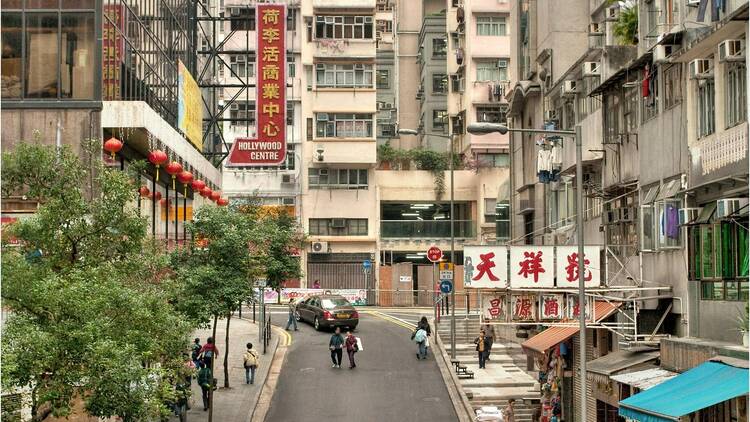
[427, 246, 442, 262]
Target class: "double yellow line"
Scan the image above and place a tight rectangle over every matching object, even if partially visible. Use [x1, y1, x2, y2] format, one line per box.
[362, 310, 416, 331]
[271, 325, 293, 346]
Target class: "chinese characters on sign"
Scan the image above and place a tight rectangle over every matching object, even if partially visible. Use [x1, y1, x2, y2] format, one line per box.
[540, 294, 564, 320]
[511, 295, 537, 321]
[510, 246, 555, 288]
[463, 246, 508, 288]
[566, 295, 593, 320]
[102, 5, 125, 100]
[177, 60, 203, 151]
[556, 246, 601, 288]
[227, 4, 287, 166]
[481, 294, 507, 321]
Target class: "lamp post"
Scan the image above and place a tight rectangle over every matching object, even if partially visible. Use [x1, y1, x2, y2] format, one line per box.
[467, 122, 587, 419]
[397, 129, 457, 359]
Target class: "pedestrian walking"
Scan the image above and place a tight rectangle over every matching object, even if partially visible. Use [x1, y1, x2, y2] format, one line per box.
[481, 323, 495, 360]
[196, 359, 213, 411]
[412, 326, 428, 360]
[199, 337, 219, 368]
[329, 327, 344, 368]
[503, 398, 516, 422]
[313, 279, 321, 289]
[191, 337, 202, 368]
[474, 329, 491, 369]
[243, 342, 259, 385]
[285, 298, 298, 331]
[418, 316, 432, 336]
[345, 331, 358, 369]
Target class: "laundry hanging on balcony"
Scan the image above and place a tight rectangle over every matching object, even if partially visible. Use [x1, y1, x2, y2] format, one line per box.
[537, 139, 563, 184]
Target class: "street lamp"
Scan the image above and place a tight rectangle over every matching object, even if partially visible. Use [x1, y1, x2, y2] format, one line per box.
[467, 122, 588, 419]
[397, 128, 458, 360]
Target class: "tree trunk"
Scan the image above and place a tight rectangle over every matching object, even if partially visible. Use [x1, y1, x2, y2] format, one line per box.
[224, 313, 231, 388]
[211, 314, 218, 344]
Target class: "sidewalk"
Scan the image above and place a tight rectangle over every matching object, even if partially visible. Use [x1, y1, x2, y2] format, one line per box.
[173, 316, 278, 422]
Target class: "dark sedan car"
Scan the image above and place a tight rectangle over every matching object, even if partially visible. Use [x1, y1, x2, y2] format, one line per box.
[295, 294, 359, 331]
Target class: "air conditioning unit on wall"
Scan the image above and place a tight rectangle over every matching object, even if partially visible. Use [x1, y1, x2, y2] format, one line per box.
[583, 61, 601, 77]
[718, 39, 745, 62]
[311, 241, 328, 253]
[653, 44, 677, 63]
[562, 80, 578, 95]
[689, 59, 712, 79]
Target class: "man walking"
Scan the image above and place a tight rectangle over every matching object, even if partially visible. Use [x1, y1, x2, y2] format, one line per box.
[285, 298, 298, 331]
[481, 322, 495, 360]
[329, 327, 344, 368]
[197, 359, 213, 411]
[243, 342, 259, 385]
[199, 337, 219, 368]
[191, 337, 202, 368]
[474, 329, 491, 369]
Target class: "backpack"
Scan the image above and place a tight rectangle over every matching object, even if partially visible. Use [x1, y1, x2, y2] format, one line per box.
[244, 350, 258, 368]
[414, 329, 427, 343]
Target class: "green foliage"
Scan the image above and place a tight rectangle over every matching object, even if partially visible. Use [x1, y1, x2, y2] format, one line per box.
[613, 5, 639, 45]
[1, 142, 191, 421]
[257, 212, 305, 291]
[378, 145, 464, 199]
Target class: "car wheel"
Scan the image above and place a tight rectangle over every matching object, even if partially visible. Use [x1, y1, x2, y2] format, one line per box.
[314, 316, 321, 331]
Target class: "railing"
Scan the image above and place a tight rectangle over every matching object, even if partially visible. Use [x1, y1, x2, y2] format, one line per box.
[380, 220, 475, 238]
[370, 288, 481, 310]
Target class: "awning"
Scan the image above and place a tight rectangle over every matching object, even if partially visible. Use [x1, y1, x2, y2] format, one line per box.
[642, 184, 660, 204]
[619, 361, 749, 422]
[610, 367, 677, 391]
[656, 179, 681, 201]
[590, 52, 652, 97]
[521, 301, 621, 354]
[587, 349, 660, 376]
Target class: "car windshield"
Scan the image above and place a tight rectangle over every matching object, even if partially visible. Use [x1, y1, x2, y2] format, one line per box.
[321, 298, 349, 309]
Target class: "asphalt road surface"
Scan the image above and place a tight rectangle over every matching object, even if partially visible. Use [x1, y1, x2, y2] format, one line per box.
[264, 307, 459, 422]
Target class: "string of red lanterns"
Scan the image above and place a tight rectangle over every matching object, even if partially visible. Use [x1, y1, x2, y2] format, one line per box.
[165, 161, 183, 190]
[148, 150, 168, 180]
[103, 136, 123, 160]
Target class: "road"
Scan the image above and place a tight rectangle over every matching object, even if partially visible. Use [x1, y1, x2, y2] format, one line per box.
[264, 306, 459, 422]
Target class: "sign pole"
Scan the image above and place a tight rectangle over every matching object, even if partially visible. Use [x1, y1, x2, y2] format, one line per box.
[433, 261, 437, 322]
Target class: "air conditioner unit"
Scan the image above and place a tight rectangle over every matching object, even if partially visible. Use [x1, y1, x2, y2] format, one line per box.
[385, 102, 393, 109]
[229, 7, 240, 16]
[311, 241, 328, 253]
[583, 61, 601, 77]
[319, 168, 329, 176]
[354, 63, 365, 70]
[562, 80, 578, 96]
[679, 208, 700, 225]
[331, 218, 347, 228]
[281, 174, 296, 185]
[316, 113, 329, 121]
[718, 39, 745, 62]
[686, 0, 700, 6]
[606, 6, 620, 20]
[653, 44, 677, 63]
[589, 22, 602, 34]
[689, 59, 712, 79]
[497, 59, 507, 68]
[716, 198, 746, 218]
[282, 197, 296, 206]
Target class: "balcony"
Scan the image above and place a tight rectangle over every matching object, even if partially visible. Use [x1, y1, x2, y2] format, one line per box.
[380, 220, 476, 238]
[313, 39, 376, 59]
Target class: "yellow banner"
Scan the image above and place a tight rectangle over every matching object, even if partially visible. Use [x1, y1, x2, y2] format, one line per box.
[178, 60, 203, 151]
[160, 205, 194, 222]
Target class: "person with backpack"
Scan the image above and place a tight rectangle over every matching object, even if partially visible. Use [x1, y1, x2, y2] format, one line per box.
[329, 327, 344, 368]
[344, 331, 358, 369]
[417, 316, 432, 336]
[285, 298, 298, 331]
[413, 327, 428, 360]
[199, 337, 219, 369]
[243, 342, 259, 384]
[196, 359, 213, 411]
[474, 329, 491, 369]
[191, 338, 202, 368]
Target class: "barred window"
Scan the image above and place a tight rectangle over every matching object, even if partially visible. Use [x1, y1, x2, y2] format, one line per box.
[725, 62, 746, 128]
[476, 16, 506, 36]
[697, 79, 715, 138]
[315, 15, 374, 39]
[309, 218, 368, 236]
[315, 113, 373, 138]
[308, 168, 369, 189]
[315, 63, 374, 88]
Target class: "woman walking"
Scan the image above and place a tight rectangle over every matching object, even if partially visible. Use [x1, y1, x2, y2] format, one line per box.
[345, 331, 358, 369]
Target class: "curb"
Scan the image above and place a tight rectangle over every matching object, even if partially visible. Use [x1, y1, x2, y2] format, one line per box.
[432, 319, 476, 422]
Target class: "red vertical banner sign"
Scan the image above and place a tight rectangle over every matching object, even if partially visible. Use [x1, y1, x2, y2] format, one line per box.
[102, 5, 125, 100]
[227, 4, 287, 166]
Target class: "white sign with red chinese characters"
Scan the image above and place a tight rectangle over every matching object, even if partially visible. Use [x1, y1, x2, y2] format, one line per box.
[509, 246, 555, 288]
[539, 294, 564, 320]
[566, 295, 594, 321]
[556, 246, 601, 288]
[463, 246, 508, 289]
[511, 294, 537, 321]
[481, 294, 507, 321]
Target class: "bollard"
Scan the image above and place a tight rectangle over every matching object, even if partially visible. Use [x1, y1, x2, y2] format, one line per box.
[466, 292, 470, 315]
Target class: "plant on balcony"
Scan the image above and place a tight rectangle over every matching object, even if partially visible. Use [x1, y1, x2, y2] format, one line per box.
[613, 3, 639, 45]
[411, 148, 451, 199]
[377, 142, 411, 170]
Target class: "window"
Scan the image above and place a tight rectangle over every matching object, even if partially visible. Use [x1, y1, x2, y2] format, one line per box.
[377, 0, 393, 11]
[476, 153, 509, 167]
[315, 113, 373, 138]
[230, 54, 253, 78]
[432, 37, 447, 57]
[663, 64, 682, 109]
[484, 198, 498, 223]
[230, 101, 256, 128]
[2, 8, 97, 101]
[376, 69, 389, 89]
[697, 79, 715, 138]
[450, 74, 465, 93]
[286, 103, 294, 126]
[433, 110, 448, 133]
[432, 73, 448, 94]
[376, 19, 392, 34]
[287, 8, 297, 31]
[476, 16, 506, 36]
[308, 168, 369, 189]
[725, 62, 746, 128]
[315, 63, 374, 88]
[476, 60, 508, 81]
[476, 106, 507, 124]
[496, 200, 510, 240]
[315, 15, 374, 39]
[451, 114, 464, 134]
[378, 123, 395, 137]
[230, 8, 255, 31]
[287, 55, 296, 78]
[309, 218, 368, 236]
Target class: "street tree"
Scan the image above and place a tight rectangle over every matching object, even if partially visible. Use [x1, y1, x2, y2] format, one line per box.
[1, 141, 192, 421]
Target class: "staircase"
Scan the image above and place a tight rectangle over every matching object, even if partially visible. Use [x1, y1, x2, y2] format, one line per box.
[436, 316, 539, 422]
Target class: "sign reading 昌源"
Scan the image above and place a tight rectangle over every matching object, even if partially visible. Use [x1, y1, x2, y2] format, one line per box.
[227, 4, 287, 166]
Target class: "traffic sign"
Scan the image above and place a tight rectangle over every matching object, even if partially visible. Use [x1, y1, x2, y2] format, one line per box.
[440, 280, 453, 294]
[363, 259, 372, 269]
[438, 262, 454, 271]
[440, 270, 454, 281]
[427, 246, 442, 262]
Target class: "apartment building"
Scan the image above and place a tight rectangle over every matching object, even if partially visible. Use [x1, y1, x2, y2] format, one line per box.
[506, 0, 748, 421]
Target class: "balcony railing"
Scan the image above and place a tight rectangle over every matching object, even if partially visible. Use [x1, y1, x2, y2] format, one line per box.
[380, 220, 475, 238]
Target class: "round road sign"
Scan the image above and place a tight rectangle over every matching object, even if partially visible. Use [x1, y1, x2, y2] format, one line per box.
[440, 280, 453, 294]
[427, 246, 443, 262]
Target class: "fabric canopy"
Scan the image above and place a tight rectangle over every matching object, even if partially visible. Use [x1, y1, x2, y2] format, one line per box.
[619, 361, 749, 422]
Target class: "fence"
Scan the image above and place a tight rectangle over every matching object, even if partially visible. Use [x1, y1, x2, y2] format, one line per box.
[367, 289, 481, 311]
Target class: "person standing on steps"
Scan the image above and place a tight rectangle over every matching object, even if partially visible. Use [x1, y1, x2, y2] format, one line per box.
[345, 330, 358, 369]
[481, 322, 495, 361]
[243, 342, 259, 384]
[503, 398, 516, 422]
[329, 327, 344, 368]
[474, 329, 491, 369]
[285, 298, 298, 331]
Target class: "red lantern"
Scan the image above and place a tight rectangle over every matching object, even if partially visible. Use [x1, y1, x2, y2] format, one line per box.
[178, 171, 193, 195]
[165, 161, 183, 189]
[217, 198, 229, 206]
[210, 191, 221, 202]
[103, 136, 123, 160]
[148, 150, 168, 179]
[153, 191, 162, 201]
[159, 198, 170, 208]
[200, 187, 212, 198]
[191, 179, 206, 191]
[138, 186, 150, 198]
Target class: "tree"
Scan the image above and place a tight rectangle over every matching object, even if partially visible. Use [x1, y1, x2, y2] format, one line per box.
[1, 141, 192, 421]
[612, 2, 639, 45]
[256, 211, 305, 293]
